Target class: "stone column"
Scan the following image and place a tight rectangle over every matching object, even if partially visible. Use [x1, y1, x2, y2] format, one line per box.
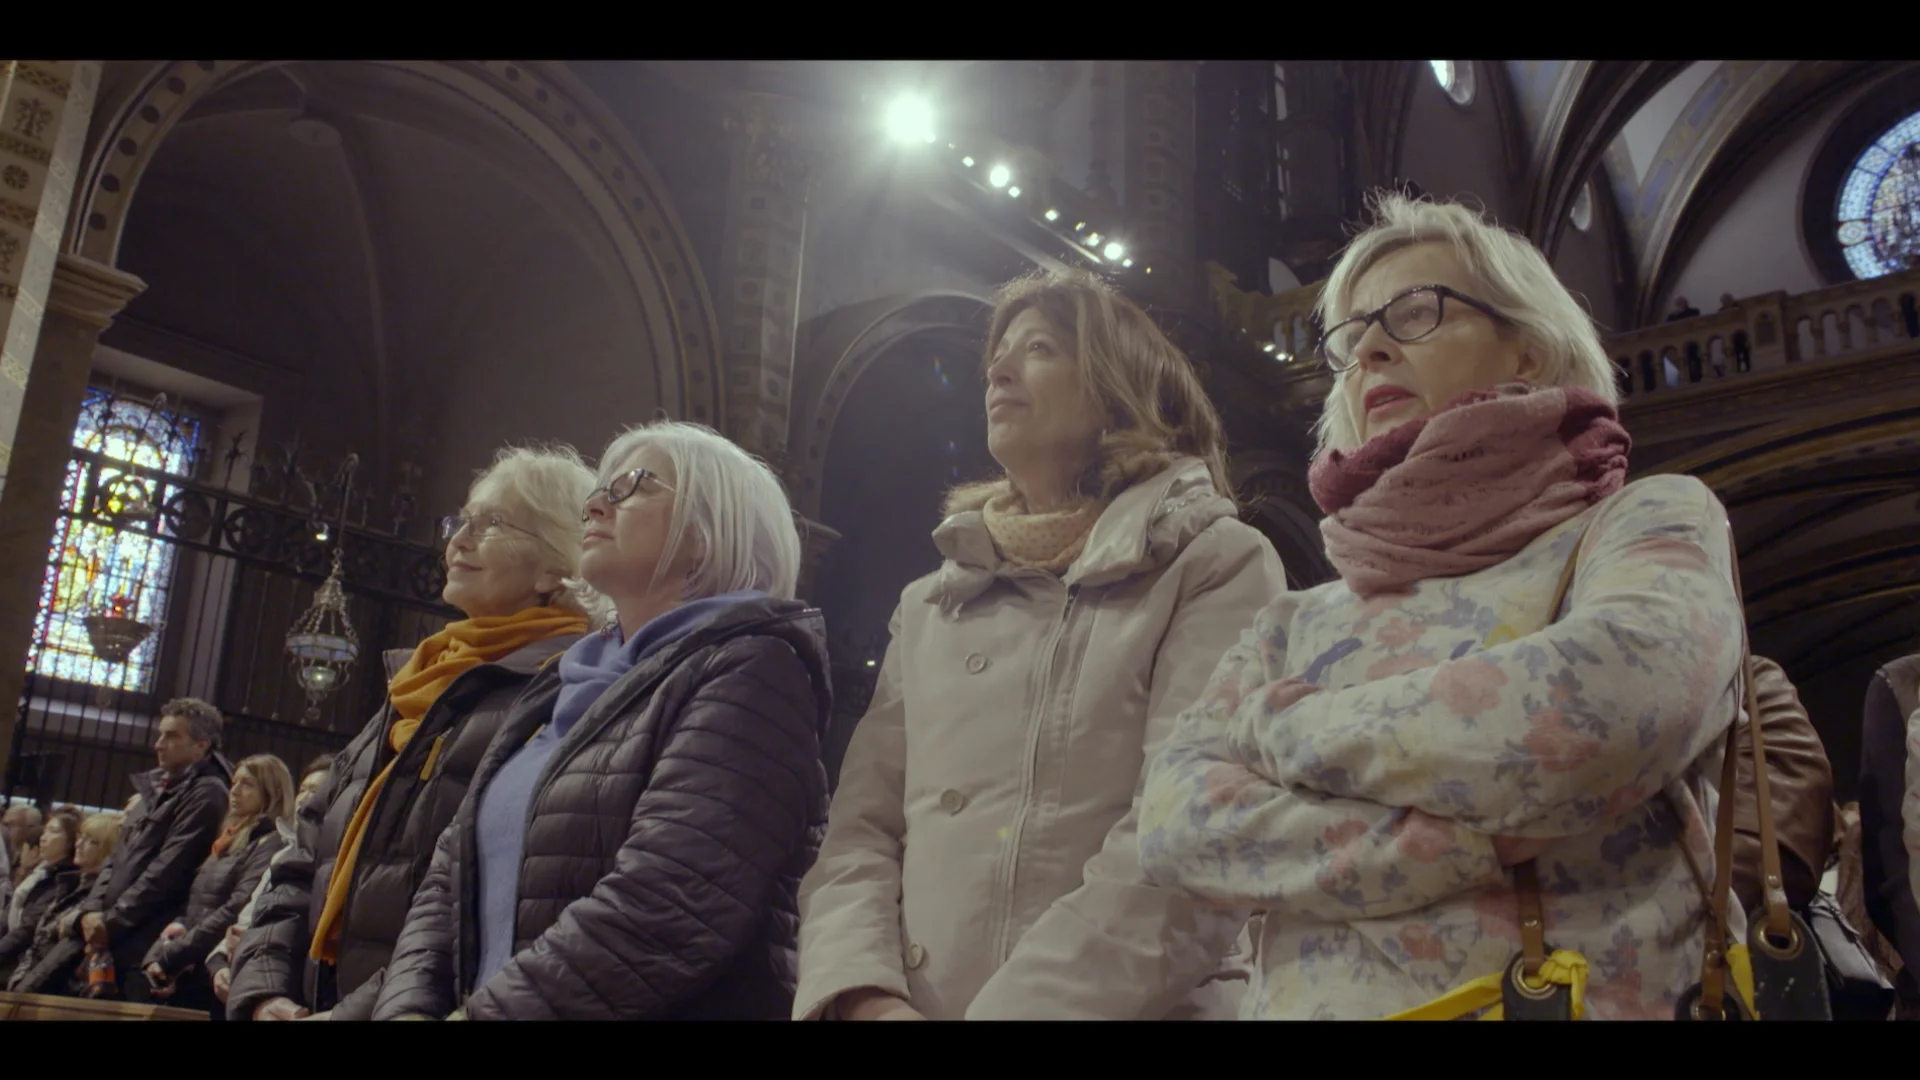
[794, 515, 841, 604]
[0, 61, 99, 501]
[0, 254, 148, 784]
[1123, 61, 1201, 315]
[717, 94, 816, 462]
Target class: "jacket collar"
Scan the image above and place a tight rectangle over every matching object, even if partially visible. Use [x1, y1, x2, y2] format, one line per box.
[928, 457, 1234, 609]
[133, 751, 235, 804]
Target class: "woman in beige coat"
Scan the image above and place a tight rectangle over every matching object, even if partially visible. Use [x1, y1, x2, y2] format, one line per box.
[794, 270, 1287, 1020]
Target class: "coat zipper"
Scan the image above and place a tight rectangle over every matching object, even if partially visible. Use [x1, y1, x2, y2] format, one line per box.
[995, 581, 1078, 962]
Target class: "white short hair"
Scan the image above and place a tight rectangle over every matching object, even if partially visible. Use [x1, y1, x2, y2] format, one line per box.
[1312, 193, 1620, 456]
[591, 420, 801, 602]
[468, 443, 601, 619]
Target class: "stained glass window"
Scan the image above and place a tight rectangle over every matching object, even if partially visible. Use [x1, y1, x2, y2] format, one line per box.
[28, 389, 201, 691]
[1835, 108, 1920, 280]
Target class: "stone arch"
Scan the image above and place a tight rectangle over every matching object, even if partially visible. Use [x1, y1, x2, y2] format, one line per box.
[66, 59, 725, 427]
[788, 291, 992, 519]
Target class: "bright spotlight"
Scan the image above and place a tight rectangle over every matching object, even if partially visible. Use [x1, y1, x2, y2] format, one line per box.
[885, 95, 935, 145]
[1007, 185, 1022, 198]
[988, 164, 1011, 188]
[1087, 232, 1103, 246]
[1263, 343, 1277, 353]
[962, 155, 975, 167]
[1103, 241, 1125, 261]
[1044, 208, 1059, 221]
[1122, 258, 1134, 268]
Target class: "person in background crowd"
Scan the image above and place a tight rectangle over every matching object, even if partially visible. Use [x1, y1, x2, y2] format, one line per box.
[66, 698, 231, 1001]
[142, 755, 296, 1017]
[2, 805, 44, 889]
[0, 809, 81, 980]
[1718, 293, 1739, 312]
[795, 270, 1285, 1021]
[9, 813, 122, 996]
[1141, 193, 1747, 1020]
[230, 446, 597, 1022]
[1858, 651, 1920, 1016]
[10, 822, 43, 890]
[1667, 295, 1700, 321]
[373, 420, 831, 1021]
[210, 755, 331, 1005]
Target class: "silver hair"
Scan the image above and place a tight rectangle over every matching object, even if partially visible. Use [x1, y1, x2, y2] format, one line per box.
[466, 443, 605, 621]
[160, 697, 223, 751]
[582, 420, 801, 604]
[1312, 192, 1620, 456]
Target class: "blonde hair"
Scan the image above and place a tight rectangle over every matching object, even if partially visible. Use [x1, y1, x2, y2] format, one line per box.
[227, 754, 296, 836]
[467, 443, 601, 619]
[588, 421, 801, 603]
[948, 269, 1231, 513]
[78, 812, 122, 863]
[1311, 192, 1620, 456]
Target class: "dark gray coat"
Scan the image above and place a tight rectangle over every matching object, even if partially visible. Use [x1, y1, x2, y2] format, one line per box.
[227, 634, 577, 1021]
[143, 817, 285, 977]
[80, 754, 232, 980]
[371, 598, 832, 1021]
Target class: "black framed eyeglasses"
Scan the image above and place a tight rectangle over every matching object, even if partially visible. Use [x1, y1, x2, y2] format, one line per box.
[438, 511, 541, 546]
[1319, 284, 1508, 372]
[584, 467, 674, 516]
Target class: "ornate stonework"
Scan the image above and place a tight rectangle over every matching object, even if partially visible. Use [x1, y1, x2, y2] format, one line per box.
[717, 93, 817, 460]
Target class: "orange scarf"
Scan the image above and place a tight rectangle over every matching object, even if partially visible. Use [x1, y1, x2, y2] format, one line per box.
[309, 606, 585, 963]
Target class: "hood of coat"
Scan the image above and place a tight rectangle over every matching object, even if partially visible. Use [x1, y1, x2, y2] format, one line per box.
[381, 631, 581, 683]
[930, 456, 1236, 609]
[538, 595, 833, 740]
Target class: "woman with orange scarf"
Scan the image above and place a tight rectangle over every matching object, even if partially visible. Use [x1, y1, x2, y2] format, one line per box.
[225, 445, 599, 1021]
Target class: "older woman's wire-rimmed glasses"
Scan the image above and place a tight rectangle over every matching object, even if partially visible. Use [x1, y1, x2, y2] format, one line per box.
[1319, 284, 1508, 372]
[438, 511, 542, 547]
[583, 467, 674, 517]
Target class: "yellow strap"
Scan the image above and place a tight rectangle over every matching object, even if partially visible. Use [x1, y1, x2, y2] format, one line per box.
[1382, 950, 1590, 1021]
[1724, 943, 1758, 1018]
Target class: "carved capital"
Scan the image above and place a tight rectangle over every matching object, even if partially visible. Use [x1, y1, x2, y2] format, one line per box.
[722, 94, 816, 198]
[46, 252, 145, 329]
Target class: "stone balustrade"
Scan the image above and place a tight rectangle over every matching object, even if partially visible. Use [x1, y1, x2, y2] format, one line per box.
[1606, 267, 1920, 402]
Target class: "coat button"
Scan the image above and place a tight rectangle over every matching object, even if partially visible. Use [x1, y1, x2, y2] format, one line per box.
[906, 943, 927, 970]
[940, 789, 966, 814]
[965, 652, 989, 674]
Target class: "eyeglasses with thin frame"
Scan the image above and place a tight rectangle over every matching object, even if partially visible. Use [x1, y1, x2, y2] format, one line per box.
[438, 511, 542, 547]
[583, 467, 674, 519]
[1319, 284, 1508, 372]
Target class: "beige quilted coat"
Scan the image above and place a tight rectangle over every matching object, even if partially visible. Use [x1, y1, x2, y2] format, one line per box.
[795, 458, 1286, 1019]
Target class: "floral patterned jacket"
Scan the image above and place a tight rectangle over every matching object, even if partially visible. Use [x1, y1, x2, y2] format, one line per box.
[1139, 475, 1746, 1020]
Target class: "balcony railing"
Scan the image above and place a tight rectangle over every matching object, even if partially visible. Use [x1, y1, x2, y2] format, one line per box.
[1606, 268, 1920, 402]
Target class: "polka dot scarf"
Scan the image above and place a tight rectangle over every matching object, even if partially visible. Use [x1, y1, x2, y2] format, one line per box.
[980, 490, 1109, 575]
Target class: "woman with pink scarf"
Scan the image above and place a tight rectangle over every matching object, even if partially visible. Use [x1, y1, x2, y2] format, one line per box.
[1140, 194, 1747, 1021]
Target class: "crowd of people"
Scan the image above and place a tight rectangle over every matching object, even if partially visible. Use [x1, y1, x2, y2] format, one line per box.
[0, 192, 1910, 1021]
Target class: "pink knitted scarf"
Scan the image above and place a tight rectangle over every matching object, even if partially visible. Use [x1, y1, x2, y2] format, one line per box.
[1308, 382, 1631, 596]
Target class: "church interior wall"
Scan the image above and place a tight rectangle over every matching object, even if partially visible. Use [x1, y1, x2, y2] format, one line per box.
[1395, 62, 1521, 227]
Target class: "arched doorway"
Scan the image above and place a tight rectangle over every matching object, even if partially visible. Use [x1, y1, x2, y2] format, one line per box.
[807, 301, 994, 783]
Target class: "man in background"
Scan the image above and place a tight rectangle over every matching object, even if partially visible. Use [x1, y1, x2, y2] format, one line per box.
[67, 698, 231, 1000]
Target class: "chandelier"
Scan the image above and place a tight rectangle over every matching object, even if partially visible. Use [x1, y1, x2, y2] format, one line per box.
[285, 454, 360, 720]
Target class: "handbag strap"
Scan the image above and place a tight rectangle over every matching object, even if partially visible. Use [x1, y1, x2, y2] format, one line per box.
[1511, 522, 1593, 978]
[1696, 520, 1796, 1018]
